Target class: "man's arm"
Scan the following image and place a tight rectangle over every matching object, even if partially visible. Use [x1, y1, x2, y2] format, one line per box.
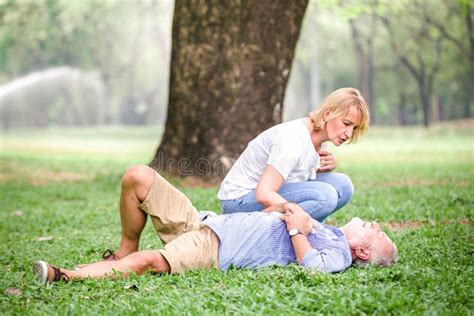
[282, 204, 315, 263]
[282, 204, 347, 272]
[288, 235, 313, 264]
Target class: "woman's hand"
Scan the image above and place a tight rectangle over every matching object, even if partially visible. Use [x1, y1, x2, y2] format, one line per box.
[318, 150, 336, 172]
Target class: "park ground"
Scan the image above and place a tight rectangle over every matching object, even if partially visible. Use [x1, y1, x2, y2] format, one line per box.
[0, 122, 473, 314]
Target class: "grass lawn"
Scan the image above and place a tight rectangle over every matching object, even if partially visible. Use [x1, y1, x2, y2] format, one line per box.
[1, 123, 473, 314]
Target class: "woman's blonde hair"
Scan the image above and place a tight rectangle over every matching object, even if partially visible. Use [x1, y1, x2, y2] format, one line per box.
[309, 87, 370, 143]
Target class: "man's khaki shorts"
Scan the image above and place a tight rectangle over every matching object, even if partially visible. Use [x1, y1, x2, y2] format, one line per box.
[138, 171, 219, 274]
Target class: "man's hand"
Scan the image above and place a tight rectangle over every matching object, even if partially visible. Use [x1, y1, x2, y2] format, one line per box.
[282, 203, 315, 265]
[318, 150, 336, 173]
[282, 203, 314, 236]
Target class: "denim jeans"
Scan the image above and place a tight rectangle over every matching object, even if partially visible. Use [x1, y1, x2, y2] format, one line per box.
[220, 173, 354, 222]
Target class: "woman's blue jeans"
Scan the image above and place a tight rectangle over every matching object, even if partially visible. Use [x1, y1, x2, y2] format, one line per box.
[220, 173, 354, 222]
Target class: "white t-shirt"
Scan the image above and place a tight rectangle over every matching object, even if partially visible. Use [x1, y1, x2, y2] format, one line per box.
[218, 118, 322, 200]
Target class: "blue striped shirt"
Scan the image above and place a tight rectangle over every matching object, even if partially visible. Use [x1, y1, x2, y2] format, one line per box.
[202, 212, 352, 273]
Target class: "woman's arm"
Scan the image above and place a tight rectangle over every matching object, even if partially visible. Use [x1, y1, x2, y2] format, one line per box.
[255, 165, 287, 207]
[261, 203, 286, 213]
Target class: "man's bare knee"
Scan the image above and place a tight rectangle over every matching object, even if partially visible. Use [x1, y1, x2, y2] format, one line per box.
[125, 250, 170, 274]
[122, 165, 154, 186]
[149, 251, 171, 273]
[122, 165, 155, 201]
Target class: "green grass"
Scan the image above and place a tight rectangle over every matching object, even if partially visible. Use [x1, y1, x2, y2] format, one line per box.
[1, 123, 473, 314]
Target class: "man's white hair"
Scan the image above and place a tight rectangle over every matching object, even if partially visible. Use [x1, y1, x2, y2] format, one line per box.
[356, 239, 398, 267]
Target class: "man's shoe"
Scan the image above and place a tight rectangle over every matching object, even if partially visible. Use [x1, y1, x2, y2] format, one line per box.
[102, 249, 118, 261]
[33, 261, 69, 285]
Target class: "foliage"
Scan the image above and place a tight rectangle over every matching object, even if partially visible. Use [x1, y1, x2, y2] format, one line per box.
[0, 0, 172, 124]
[1, 124, 473, 314]
[1, 0, 111, 74]
[313, 0, 473, 124]
[1, 0, 471, 128]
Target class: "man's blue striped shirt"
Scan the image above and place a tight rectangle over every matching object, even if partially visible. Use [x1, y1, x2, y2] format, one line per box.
[202, 212, 352, 273]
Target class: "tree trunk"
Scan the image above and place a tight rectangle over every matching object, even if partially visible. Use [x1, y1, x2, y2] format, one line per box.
[367, 11, 375, 120]
[349, 18, 375, 123]
[100, 73, 113, 125]
[432, 94, 440, 122]
[464, 89, 472, 118]
[151, 1, 308, 179]
[398, 91, 407, 126]
[417, 79, 431, 127]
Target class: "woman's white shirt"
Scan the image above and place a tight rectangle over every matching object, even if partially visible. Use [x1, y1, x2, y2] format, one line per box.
[218, 118, 322, 200]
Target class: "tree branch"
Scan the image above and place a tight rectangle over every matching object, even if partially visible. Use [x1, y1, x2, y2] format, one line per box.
[380, 16, 420, 81]
[423, 8, 471, 65]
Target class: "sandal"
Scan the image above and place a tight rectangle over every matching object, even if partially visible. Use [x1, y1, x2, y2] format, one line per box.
[102, 249, 118, 261]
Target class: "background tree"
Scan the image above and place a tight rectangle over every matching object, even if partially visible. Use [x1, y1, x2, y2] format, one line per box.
[422, 0, 473, 118]
[348, 6, 377, 124]
[380, 1, 443, 127]
[0, 0, 172, 126]
[1, 0, 471, 129]
[151, 0, 308, 179]
[283, 2, 321, 122]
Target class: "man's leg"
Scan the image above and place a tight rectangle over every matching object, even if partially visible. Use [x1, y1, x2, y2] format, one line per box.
[35, 250, 170, 283]
[75, 227, 218, 278]
[138, 169, 201, 245]
[34, 226, 219, 283]
[116, 165, 155, 259]
[79, 164, 199, 268]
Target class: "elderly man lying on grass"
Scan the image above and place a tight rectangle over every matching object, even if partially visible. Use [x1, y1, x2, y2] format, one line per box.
[34, 165, 398, 284]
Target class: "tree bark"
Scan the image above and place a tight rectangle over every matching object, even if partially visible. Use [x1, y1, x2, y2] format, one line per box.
[151, 1, 308, 179]
[467, 4, 474, 118]
[398, 91, 407, 126]
[418, 80, 431, 127]
[348, 6, 376, 124]
[431, 94, 440, 122]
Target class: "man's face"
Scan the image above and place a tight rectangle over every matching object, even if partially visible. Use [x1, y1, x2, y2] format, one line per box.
[324, 106, 361, 146]
[344, 217, 392, 250]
